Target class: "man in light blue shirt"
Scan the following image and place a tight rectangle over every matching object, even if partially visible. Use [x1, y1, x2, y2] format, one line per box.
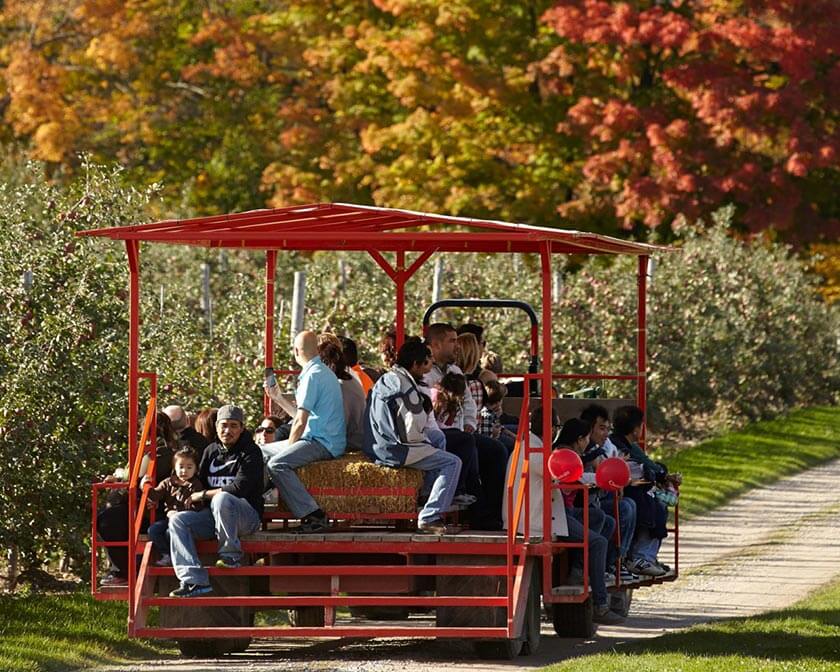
[264, 330, 345, 532]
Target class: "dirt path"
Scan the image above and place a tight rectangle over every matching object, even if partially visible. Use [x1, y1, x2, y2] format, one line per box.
[106, 457, 840, 672]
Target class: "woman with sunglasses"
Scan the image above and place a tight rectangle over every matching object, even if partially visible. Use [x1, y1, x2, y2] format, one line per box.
[254, 415, 286, 445]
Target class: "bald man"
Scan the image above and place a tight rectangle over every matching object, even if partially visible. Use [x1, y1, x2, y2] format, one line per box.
[263, 330, 346, 532]
[163, 404, 208, 454]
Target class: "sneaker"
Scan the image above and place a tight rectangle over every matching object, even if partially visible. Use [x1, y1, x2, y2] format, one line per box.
[593, 603, 625, 625]
[169, 583, 213, 598]
[605, 571, 616, 586]
[654, 560, 671, 573]
[154, 554, 171, 567]
[215, 557, 241, 570]
[452, 493, 477, 506]
[629, 558, 666, 577]
[620, 567, 638, 583]
[417, 519, 462, 535]
[298, 513, 329, 533]
[100, 573, 128, 587]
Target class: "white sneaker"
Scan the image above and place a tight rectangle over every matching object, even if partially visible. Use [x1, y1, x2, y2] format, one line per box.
[155, 554, 172, 567]
[629, 558, 666, 577]
[452, 494, 477, 506]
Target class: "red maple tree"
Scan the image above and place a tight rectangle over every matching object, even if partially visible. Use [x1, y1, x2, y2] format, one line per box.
[538, 0, 840, 240]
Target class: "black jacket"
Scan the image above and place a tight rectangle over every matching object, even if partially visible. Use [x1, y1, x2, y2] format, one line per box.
[199, 430, 264, 514]
[179, 426, 209, 454]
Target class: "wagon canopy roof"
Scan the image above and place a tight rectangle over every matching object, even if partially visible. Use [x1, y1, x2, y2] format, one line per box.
[77, 202, 670, 255]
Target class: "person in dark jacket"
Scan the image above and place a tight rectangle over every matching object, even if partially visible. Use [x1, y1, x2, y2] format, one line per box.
[610, 405, 671, 578]
[164, 404, 209, 456]
[167, 404, 264, 598]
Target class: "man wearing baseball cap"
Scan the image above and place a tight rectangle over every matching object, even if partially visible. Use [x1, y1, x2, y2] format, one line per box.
[167, 404, 264, 598]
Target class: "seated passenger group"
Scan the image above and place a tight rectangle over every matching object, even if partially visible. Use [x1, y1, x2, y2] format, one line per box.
[98, 323, 678, 607]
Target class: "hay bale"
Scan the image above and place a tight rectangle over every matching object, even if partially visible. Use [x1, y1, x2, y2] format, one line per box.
[293, 454, 424, 515]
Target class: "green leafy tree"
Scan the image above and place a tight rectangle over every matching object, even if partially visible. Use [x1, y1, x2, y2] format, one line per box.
[0, 157, 156, 568]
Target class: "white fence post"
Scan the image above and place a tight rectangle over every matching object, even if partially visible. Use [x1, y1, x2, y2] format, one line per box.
[291, 271, 306, 344]
[552, 271, 563, 304]
[432, 257, 444, 304]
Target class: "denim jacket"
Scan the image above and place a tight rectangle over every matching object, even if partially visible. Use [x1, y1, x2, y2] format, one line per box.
[363, 366, 436, 467]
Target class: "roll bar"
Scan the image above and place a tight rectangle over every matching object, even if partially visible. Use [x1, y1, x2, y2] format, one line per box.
[422, 299, 540, 395]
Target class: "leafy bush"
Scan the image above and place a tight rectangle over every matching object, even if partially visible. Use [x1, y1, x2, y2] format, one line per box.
[552, 207, 840, 438]
[0, 158, 154, 567]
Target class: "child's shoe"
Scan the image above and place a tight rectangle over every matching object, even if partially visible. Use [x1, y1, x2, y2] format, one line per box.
[155, 554, 172, 567]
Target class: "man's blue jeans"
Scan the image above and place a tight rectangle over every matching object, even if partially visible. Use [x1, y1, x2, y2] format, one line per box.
[601, 493, 637, 566]
[169, 493, 260, 587]
[410, 449, 462, 525]
[263, 438, 333, 518]
[632, 527, 662, 563]
[564, 506, 611, 607]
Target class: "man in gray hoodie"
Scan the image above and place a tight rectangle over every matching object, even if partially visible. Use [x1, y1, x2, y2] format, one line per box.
[363, 338, 462, 534]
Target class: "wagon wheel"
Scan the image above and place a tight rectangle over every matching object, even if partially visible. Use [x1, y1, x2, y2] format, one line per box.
[551, 596, 595, 638]
[177, 635, 252, 657]
[289, 606, 325, 627]
[610, 587, 633, 618]
[519, 566, 542, 656]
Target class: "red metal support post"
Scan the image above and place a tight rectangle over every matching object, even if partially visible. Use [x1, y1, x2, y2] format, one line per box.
[368, 249, 435, 350]
[395, 251, 406, 349]
[264, 250, 277, 417]
[540, 242, 553, 546]
[124, 239, 140, 635]
[125, 240, 140, 479]
[636, 255, 649, 449]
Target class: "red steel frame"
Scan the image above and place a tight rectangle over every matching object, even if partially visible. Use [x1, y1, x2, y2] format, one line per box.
[82, 204, 676, 642]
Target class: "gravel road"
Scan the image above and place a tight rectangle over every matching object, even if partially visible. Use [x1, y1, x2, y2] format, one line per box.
[103, 457, 840, 672]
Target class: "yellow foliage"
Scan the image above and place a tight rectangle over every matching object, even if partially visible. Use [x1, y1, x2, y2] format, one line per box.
[811, 243, 840, 304]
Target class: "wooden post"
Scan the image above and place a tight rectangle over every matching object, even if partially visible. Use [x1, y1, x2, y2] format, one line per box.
[338, 259, 347, 291]
[7, 545, 18, 588]
[201, 263, 213, 338]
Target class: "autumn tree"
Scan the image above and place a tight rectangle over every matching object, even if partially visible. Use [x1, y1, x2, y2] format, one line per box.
[0, 1, 581, 227]
[2, 1, 839, 240]
[0, 1, 288, 213]
[537, 0, 840, 241]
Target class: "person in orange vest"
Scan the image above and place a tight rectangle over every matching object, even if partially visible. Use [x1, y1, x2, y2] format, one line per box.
[340, 335, 374, 396]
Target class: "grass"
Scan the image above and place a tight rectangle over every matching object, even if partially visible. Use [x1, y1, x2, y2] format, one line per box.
[655, 405, 840, 519]
[0, 590, 173, 672]
[545, 579, 840, 672]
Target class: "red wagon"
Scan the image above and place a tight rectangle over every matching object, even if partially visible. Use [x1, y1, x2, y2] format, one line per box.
[80, 203, 678, 659]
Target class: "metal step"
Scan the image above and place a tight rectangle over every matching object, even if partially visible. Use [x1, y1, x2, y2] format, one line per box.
[135, 625, 510, 639]
[147, 564, 508, 577]
[144, 595, 508, 608]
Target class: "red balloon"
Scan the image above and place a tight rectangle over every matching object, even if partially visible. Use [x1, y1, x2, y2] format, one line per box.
[548, 449, 584, 483]
[596, 457, 631, 491]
